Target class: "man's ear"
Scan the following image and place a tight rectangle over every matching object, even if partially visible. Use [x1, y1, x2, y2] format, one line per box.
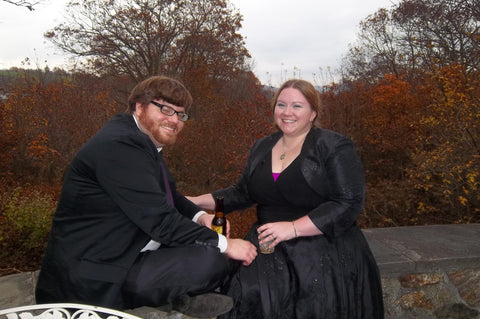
[134, 102, 144, 114]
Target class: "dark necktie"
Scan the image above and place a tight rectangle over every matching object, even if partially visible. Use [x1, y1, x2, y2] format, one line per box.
[158, 156, 174, 206]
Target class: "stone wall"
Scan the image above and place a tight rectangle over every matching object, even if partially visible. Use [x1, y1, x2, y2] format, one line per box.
[363, 224, 480, 319]
[382, 269, 480, 318]
[1, 224, 479, 318]
[0, 271, 37, 310]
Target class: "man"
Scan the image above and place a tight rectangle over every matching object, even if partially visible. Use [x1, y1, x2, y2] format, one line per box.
[35, 76, 257, 317]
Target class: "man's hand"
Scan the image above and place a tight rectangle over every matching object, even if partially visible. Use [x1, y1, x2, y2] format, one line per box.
[225, 238, 257, 266]
[197, 213, 231, 237]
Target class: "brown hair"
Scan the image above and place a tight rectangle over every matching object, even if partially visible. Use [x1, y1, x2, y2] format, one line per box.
[126, 76, 193, 114]
[271, 79, 321, 128]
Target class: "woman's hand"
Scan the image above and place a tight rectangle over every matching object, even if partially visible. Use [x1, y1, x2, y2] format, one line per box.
[257, 221, 297, 249]
[257, 217, 323, 249]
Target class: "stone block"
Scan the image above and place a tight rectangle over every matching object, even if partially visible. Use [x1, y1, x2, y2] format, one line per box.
[398, 273, 443, 288]
[448, 268, 480, 308]
[434, 303, 479, 319]
[0, 272, 35, 309]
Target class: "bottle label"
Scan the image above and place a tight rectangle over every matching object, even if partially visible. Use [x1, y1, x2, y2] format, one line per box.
[212, 225, 225, 235]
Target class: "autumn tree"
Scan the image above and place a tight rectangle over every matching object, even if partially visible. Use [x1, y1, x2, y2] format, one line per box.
[341, 8, 401, 84]
[342, 0, 480, 84]
[1, 70, 118, 184]
[166, 71, 272, 194]
[44, 0, 250, 84]
[408, 65, 480, 223]
[322, 75, 423, 179]
[43, 0, 266, 194]
[361, 75, 422, 177]
[321, 81, 369, 139]
[393, 0, 480, 73]
[321, 75, 429, 227]
[336, 0, 480, 225]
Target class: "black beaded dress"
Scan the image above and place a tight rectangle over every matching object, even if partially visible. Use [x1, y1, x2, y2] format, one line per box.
[216, 129, 384, 319]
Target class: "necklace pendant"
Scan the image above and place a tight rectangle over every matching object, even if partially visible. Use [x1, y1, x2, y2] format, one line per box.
[280, 152, 286, 160]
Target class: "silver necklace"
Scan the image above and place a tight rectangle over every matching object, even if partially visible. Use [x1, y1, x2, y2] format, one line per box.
[280, 138, 287, 160]
[280, 137, 304, 160]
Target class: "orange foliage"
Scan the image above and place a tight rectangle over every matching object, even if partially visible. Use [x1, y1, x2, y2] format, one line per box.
[1, 72, 119, 184]
[322, 67, 479, 226]
[364, 74, 421, 153]
[166, 71, 272, 194]
[408, 65, 480, 222]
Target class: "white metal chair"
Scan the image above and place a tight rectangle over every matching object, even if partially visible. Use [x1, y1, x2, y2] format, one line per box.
[0, 303, 143, 319]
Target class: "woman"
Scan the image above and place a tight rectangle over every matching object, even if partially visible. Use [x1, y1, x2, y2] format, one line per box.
[189, 79, 384, 318]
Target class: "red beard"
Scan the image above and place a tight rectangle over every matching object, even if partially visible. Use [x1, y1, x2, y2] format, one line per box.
[137, 111, 178, 146]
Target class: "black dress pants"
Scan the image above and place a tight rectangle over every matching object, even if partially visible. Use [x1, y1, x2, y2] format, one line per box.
[121, 245, 230, 309]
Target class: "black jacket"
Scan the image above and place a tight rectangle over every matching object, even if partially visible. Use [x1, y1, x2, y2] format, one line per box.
[213, 127, 365, 240]
[36, 113, 218, 308]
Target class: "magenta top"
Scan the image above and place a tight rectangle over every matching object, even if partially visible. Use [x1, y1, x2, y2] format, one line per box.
[272, 173, 280, 182]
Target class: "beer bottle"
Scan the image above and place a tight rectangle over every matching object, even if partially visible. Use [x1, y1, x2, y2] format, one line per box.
[211, 196, 227, 236]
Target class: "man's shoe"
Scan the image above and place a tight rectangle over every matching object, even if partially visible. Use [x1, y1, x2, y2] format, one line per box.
[172, 293, 233, 318]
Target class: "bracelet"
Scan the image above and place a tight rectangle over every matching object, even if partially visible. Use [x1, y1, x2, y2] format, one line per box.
[292, 221, 297, 238]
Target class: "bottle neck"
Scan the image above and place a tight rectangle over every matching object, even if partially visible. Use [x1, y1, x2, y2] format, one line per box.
[214, 196, 224, 215]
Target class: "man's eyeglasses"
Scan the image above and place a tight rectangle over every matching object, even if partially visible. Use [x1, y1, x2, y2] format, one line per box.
[150, 101, 189, 122]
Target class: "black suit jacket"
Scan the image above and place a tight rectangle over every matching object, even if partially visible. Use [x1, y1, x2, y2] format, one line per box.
[36, 113, 218, 308]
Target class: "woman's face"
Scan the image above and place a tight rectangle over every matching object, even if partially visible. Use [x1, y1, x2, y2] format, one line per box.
[274, 87, 317, 137]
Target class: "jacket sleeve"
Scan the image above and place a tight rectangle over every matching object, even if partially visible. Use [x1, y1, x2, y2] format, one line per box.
[305, 134, 365, 240]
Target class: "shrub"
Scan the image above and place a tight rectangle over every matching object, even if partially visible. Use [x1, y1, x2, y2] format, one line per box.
[0, 186, 56, 274]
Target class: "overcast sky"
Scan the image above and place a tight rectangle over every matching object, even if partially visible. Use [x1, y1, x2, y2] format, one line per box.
[0, 0, 395, 86]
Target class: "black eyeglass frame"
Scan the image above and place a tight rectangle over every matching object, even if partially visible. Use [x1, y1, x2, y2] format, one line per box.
[150, 100, 189, 122]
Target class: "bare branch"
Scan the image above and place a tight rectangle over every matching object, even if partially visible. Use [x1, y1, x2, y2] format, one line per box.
[2, 0, 42, 11]
[45, 0, 250, 82]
